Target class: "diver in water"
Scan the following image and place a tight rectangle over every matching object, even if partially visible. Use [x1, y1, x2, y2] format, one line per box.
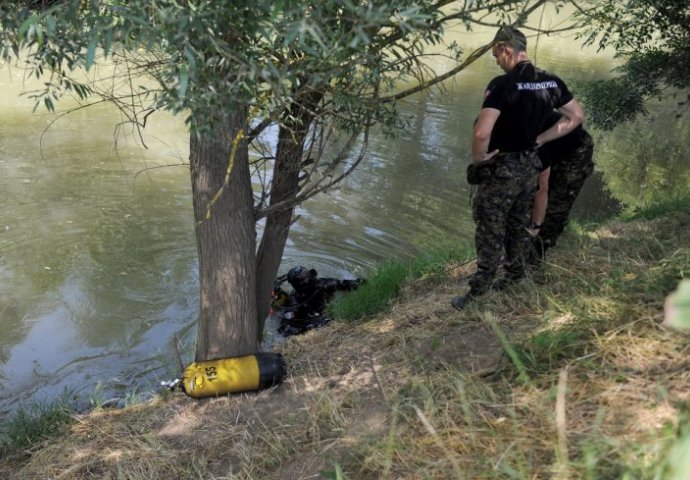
[271, 266, 364, 336]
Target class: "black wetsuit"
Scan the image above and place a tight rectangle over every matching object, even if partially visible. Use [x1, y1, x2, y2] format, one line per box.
[272, 267, 363, 336]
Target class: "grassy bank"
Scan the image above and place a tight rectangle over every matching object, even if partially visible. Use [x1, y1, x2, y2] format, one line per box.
[1, 204, 689, 479]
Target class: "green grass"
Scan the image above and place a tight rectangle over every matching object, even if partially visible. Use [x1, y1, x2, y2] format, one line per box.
[1, 399, 74, 456]
[327, 261, 409, 322]
[328, 245, 474, 322]
[620, 194, 690, 221]
[409, 243, 473, 278]
[513, 328, 587, 374]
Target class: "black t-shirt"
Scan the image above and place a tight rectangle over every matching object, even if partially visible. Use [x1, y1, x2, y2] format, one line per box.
[538, 111, 589, 170]
[482, 61, 574, 153]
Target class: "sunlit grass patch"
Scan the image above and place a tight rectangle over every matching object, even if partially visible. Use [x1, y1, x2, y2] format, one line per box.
[309, 209, 690, 478]
[3, 209, 690, 479]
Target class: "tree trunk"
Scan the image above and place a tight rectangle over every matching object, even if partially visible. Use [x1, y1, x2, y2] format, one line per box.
[255, 92, 322, 335]
[191, 108, 259, 361]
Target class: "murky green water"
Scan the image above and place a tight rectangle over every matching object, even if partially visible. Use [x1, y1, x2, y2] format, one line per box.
[2, 20, 686, 417]
[0, 80, 196, 412]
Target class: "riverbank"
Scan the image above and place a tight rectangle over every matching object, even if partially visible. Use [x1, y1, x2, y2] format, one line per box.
[1, 204, 689, 479]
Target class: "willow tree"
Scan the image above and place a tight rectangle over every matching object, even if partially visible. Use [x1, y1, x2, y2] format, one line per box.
[0, 0, 556, 360]
[575, 0, 690, 129]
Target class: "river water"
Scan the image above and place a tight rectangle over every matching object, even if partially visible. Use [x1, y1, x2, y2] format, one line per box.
[0, 23, 630, 418]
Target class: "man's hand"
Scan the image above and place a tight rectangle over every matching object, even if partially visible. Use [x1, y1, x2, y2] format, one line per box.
[536, 99, 585, 145]
[526, 226, 541, 237]
[475, 149, 500, 163]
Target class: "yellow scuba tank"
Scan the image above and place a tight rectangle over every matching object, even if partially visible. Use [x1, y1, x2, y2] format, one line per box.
[181, 353, 286, 399]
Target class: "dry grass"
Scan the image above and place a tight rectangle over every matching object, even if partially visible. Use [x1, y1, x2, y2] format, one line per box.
[1, 211, 689, 479]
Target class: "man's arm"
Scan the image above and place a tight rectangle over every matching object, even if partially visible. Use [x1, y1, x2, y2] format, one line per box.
[529, 167, 550, 237]
[472, 107, 501, 163]
[536, 99, 585, 146]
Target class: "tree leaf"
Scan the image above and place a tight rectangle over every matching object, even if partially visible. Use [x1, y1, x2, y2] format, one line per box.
[44, 96, 55, 113]
[177, 66, 189, 100]
[85, 37, 98, 70]
[18, 14, 37, 40]
[664, 279, 690, 330]
[663, 429, 690, 480]
[45, 15, 56, 35]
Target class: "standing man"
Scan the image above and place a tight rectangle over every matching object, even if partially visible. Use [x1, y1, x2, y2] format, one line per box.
[529, 112, 595, 261]
[452, 26, 585, 310]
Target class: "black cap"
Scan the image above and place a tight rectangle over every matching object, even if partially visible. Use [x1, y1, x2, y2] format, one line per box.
[493, 26, 527, 51]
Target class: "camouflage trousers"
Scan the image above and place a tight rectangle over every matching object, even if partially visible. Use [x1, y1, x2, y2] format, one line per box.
[539, 132, 594, 247]
[469, 150, 541, 295]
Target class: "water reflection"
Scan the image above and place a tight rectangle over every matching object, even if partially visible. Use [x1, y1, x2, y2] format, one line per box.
[0, 79, 195, 415]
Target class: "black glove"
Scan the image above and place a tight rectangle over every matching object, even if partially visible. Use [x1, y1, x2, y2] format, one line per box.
[340, 278, 365, 291]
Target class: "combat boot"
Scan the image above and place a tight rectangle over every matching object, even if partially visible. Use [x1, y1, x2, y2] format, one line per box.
[451, 288, 483, 310]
